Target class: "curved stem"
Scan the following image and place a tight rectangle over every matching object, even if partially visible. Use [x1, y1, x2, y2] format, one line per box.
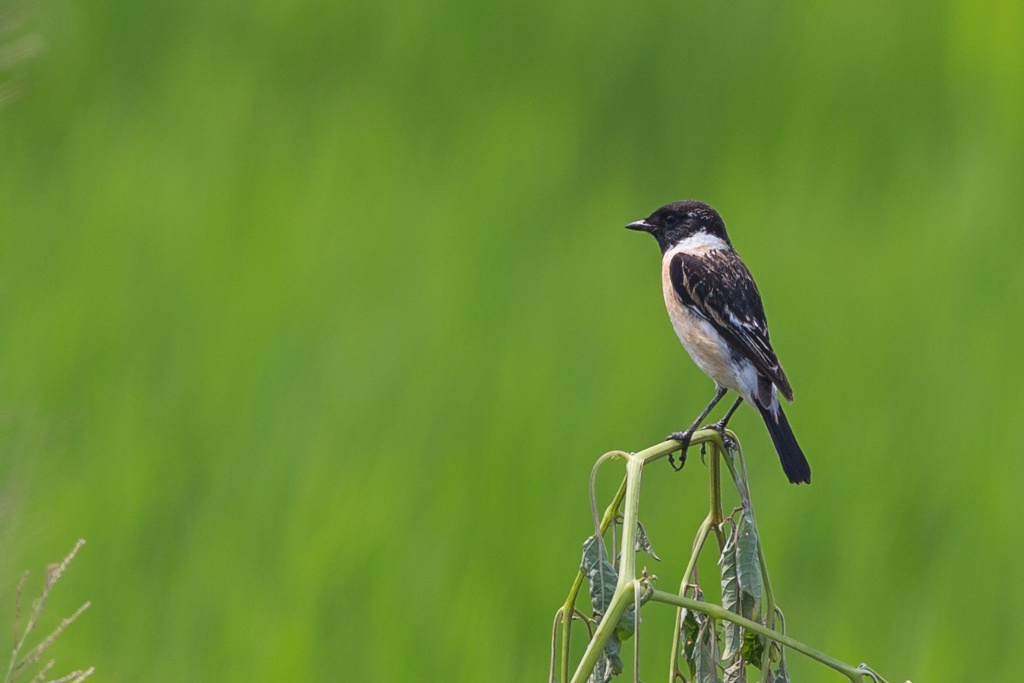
[561, 471, 628, 683]
[570, 580, 639, 683]
[668, 437, 728, 681]
[633, 581, 643, 683]
[616, 456, 644, 592]
[718, 435, 778, 682]
[563, 434, 894, 683]
[668, 513, 712, 683]
[649, 590, 885, 683]
[708, 441, 724, 528]
[632, 428, 726, 467]
[723, 436, 777, 623]
[591, 451, 628, 536]
[561, 431, 721, 682]
[549, 608, 563, 683]
[570, 450, 644, 683]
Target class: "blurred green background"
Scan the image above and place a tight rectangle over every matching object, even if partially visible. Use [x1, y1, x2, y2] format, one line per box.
[2, 0, 1022, 680]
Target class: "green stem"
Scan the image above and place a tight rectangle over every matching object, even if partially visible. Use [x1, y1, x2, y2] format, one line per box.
[560, 474, 628, 683]
[708, 440, 724, 528]
[649, 590, 887, 683]
[669, 438, 728, 682]
[590, 452, 628, 535]
[718, 435, 778, 682]
[632, 581, 643, 683]
[616, 456, 644, 592]
[637, 428, 723, 466]
[668, 513, 711, 683]
[570, 580, 639, 683]
[570, 451, 646, 683]
[721, 436, 777, 624]
[549, 608, 563, 683]
[562, 433, 894, 683]
[559, 430, 721, 682]
[683, 516, 714, 595]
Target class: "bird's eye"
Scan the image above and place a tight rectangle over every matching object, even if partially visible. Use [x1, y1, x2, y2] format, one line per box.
[664, 213, 680, 226]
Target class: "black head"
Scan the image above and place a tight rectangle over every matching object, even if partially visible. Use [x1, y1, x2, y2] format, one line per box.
[625, 200, 731, 253]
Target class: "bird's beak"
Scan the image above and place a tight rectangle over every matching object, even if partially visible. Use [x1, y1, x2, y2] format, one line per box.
[625, 219, 653, 232]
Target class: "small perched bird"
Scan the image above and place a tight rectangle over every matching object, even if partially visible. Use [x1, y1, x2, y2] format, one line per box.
[626, 200, 811, 484]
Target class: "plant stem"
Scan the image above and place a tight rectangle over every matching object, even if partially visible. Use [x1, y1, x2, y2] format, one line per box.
[549, 608, 563, 683]
[708, 440, 724, 528]
[570, 580, 638, 683]
[571, 433, 737, 683]
[718, 435, 779, 681]
[559, 474, 628, 683]
[637, 428, 723, 467]
[668, 438, 729, 682]
[720, 436, 777, 624]
[649, 590, 888, 683]
[616, 456, 644, 592]
[667, 512, 711, 683]
[570, 453, 647, 683]
[561, 433, 895, 683]
[558, 430, 721, 683]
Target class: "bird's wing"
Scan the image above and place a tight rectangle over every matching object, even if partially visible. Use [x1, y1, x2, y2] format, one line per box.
[668, 250, 793, 401]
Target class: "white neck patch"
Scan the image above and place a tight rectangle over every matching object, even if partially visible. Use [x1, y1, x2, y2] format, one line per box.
[665, 230, 730, 257]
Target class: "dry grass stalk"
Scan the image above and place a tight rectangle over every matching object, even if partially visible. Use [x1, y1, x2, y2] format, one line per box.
[5, 540, 93, 683]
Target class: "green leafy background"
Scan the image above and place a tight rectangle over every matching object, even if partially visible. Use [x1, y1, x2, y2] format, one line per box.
[2, 1, 1022, 680]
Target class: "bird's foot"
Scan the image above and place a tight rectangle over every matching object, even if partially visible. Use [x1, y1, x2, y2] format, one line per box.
[700, 420, 733, 448]
[665, 431, 693, 471]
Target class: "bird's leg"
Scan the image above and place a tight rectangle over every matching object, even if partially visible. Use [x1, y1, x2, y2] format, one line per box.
[703, 396, 743, 447]
[666, 386, 728, 471]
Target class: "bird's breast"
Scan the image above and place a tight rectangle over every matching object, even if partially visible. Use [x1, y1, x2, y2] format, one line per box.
[661, 262, 757, 401]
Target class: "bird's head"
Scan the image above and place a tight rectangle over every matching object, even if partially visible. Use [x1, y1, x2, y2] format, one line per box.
[626, 200, 731, 253]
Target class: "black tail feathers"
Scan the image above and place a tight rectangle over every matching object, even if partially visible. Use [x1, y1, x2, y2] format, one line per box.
[756, 402, 811, 485]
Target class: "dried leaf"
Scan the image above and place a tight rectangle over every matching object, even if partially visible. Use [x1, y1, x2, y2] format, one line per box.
[718, 525, 741, 660]
[722, 656, 746, 683]
[680, 586, 706, 676]
[588, 654, 612, 683]
[581, 535, 617, 617]
[635, 519, 661, 561]
[581, 534, 642, 648]
[769, 657, 790, 683]
[588, 633, 624, 683]
[692, 617, 723, 683]
[736, 510, 762, 622]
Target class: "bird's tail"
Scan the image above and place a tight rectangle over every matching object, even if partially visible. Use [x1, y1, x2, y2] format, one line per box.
[756, 402, 811, 484]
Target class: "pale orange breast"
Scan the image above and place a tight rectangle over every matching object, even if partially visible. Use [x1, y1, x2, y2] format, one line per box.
[661, 258, 751, 398]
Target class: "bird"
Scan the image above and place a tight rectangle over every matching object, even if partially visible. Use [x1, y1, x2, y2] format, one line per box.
[626, 200, 810, 484]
